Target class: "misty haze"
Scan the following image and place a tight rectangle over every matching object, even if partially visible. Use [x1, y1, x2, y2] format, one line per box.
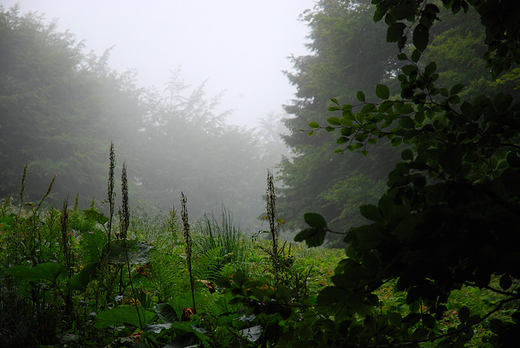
[0, 0, 312, 231]
[2, 0, 520, 347]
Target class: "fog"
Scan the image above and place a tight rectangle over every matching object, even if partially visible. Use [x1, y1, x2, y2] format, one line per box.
[1, 1, 320, 232]
[3, 0, 314, 127]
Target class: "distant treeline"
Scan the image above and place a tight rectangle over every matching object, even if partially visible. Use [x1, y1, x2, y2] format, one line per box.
[0, 5, 287, 231]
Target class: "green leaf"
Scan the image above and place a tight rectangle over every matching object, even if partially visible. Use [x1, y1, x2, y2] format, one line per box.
[388, 313, 402, 326]
[424, 61, 437, 76]
[68, 262, 100, 291]
[376, 84, 390, 99]
[144, 323, 172, 334]
[337, 137, 349, 145]
[294, 227, 326, 247]
[393, 3, 417, 20]
[378, 100, 394, 112]
[80, 230, 107, 264]
[507, 153, 520, 168]
[391, 137, 403, 147]
[359, 204, 385, 223]
[309, 121, 320, 128]
[415, 111, 425, 125]
[401, 149, 414, 161]
[413, 23, 429, 52]
[399, 116, 416, 129]
[402, 64, 418, 76]
[232, 271, 246, 286]
[500, 274, 512, 290]
[448, 95, 461, 104]
[411, 49, 422, 63]
[84, 209, 109, 225]
[360, 104, 376, 114]
[357, 91, 366, 102]
[303, 212, 327, 228]
[387, 23, 407, 42]
[155, 303, 178, 322]
[402, 313, 421, 328]
[328, 106, 341, 111]
[342, 104, 353, 112]
[458, 306, 470, 324]
[327, 117, 342, 126]
[410, 328, 430, 341]
[276, 286, 292, 303]
[317, 286, 347, 306]
[422, 314, 436, 329]
[6, 262, 67, 284]
[395, 103, 414, 115]
[450, 84, 464, 95]
[95, 306, 157, 329]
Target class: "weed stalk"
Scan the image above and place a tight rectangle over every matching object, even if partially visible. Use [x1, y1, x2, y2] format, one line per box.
[266, 170, 278, 256]
[60, 199, 73, 323]
[107, 142, 116, 247]
[35, 175, 56, 213]
[264, 170, 295, 287]
[181, 192, 196, 314]
[120, 163, 143, 329]
[120, 163, 130, 240]
[18, 164, 27, 215]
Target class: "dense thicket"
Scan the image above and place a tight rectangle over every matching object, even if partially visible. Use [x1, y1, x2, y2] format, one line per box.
[263, 0, 520, 346]
[278, 0, 519, 236]
[0, 6, 283, 229]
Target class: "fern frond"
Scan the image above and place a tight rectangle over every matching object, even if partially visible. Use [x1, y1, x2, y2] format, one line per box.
[192, 246, 224, 282]
[150, 237, 187, 301]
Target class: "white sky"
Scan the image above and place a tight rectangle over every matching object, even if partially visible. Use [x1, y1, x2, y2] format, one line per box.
[2, 0, 315, 127]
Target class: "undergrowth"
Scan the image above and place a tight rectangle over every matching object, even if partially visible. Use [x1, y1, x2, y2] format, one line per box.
[0, 149, 508, 347]
[0, 151, 343, 347]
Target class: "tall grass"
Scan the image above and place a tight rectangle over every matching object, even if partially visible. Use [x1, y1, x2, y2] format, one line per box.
[194, 205, 244, 266]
